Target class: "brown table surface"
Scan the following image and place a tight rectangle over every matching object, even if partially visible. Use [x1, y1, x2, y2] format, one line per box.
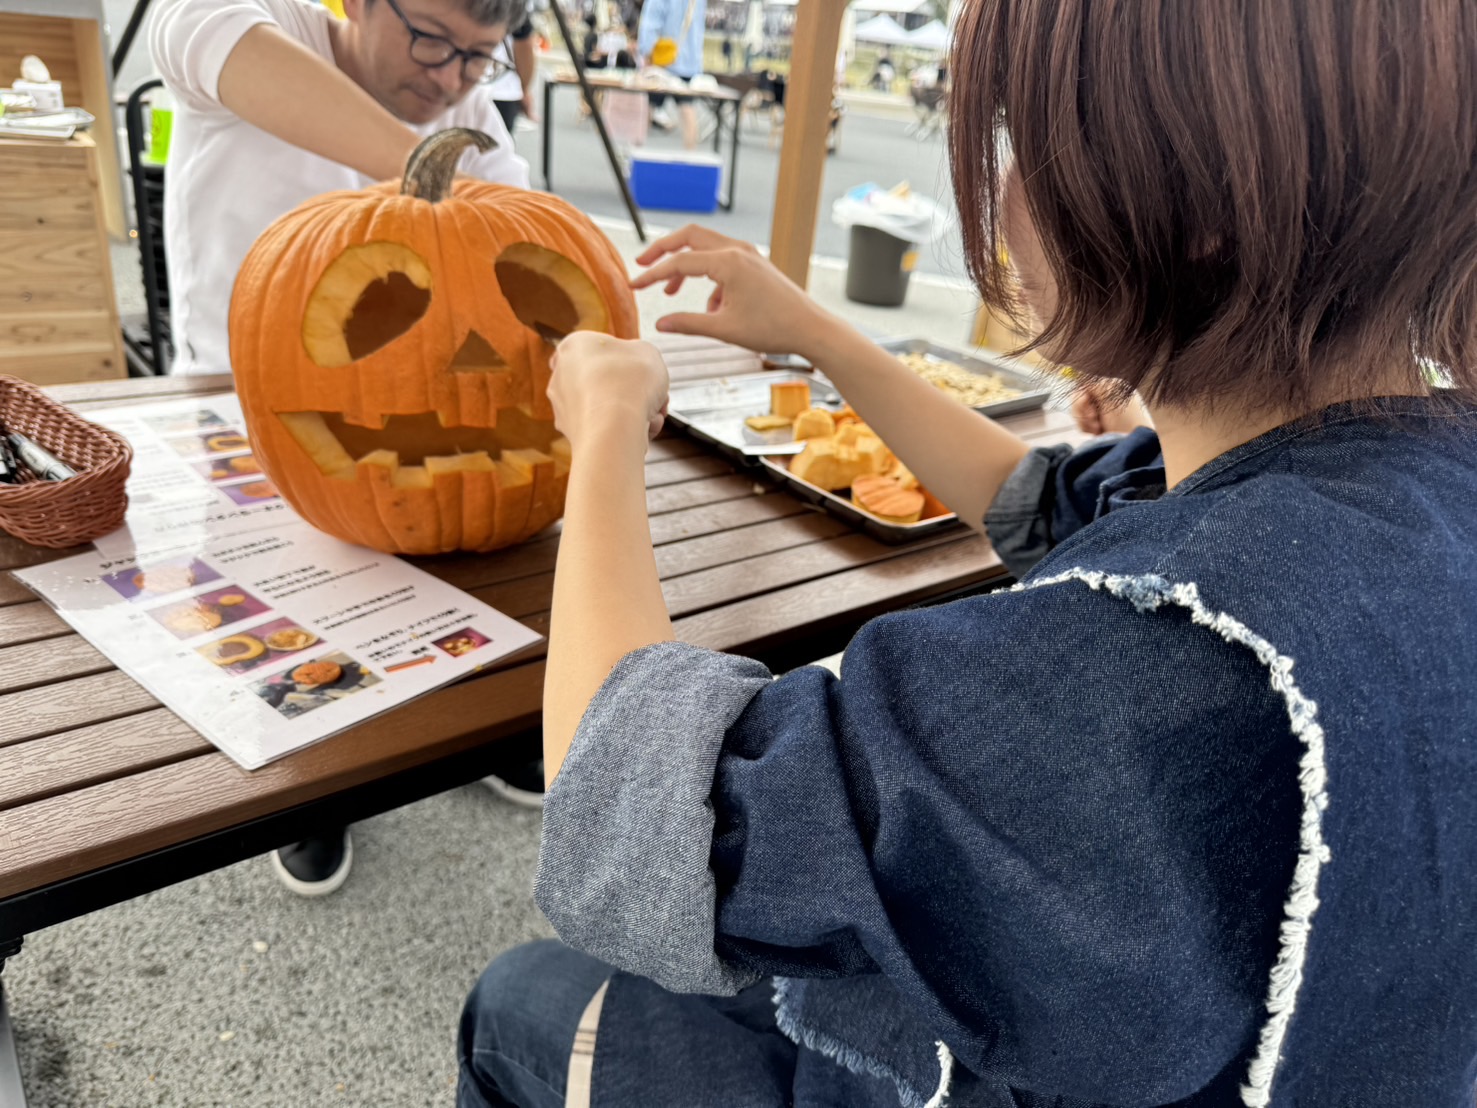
[0, 336, 1083, 931]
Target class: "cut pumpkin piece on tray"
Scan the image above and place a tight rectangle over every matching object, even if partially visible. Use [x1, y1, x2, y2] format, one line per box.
[792, 408, 836, 440]
[790, 434, 891, 491]
[770, 380, 810, 419]
[851, 474, 925, 524]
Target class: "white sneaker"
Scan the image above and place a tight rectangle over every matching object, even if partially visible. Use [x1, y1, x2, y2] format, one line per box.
[481, 758, 546, 809]
[270, 829, 353, 897]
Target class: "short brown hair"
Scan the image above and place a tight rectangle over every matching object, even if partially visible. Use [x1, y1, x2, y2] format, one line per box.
[949, 0, 1477, 411]
[372, 0, 525, 27]
[463, 0, 524, 26]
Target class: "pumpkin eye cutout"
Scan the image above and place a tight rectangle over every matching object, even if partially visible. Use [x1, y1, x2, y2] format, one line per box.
[302, 243, 433, 367]
[495, 242, 610, 340]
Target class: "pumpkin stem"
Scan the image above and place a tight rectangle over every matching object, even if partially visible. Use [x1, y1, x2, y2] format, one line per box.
[401, 128, 495, 202]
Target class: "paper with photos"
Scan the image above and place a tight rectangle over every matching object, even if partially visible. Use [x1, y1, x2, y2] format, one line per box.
[18, 394, 543, 769]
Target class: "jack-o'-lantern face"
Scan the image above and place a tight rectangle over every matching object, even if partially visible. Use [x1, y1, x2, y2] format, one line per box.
[229, 129, 639, 555]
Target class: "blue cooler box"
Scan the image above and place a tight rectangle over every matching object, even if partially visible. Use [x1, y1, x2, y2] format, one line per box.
[629, 151, 722, 213]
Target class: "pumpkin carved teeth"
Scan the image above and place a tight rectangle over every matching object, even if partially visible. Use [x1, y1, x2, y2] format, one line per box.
[277, 410, 567, 480]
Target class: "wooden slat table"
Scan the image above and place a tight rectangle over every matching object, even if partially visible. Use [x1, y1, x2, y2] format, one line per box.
[0, 339, 1081, 1104]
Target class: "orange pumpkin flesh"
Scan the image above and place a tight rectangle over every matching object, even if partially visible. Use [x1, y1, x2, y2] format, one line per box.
[229, 129, 639, 555]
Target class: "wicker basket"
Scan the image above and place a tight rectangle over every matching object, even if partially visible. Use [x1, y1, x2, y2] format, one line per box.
[0, 375, 133, 548]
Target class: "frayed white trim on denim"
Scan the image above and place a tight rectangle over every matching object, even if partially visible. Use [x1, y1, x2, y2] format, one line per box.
[1019, 569, 1330, 1108]
[924, 1041, 953, 1108]
[772, 978, 952, 1108]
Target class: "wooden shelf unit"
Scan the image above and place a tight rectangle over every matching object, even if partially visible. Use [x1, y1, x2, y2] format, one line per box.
[0, 134, 127, 384]
[0, 8, 127, 240]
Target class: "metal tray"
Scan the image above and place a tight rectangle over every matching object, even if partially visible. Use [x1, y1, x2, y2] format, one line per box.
[665, 371, 847, 459]
[757, 454, 965, 545]
[665, 341, 1051, 466]
[876, 338, 1053, 419]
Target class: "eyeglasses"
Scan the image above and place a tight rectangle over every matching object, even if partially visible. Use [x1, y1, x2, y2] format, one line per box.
[383, 0, 513, 84]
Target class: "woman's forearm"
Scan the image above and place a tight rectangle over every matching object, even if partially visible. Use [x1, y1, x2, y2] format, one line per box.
[544, 420, 674, 785]
[801, 322, 1031, 532]
[217, 24, 419, 182]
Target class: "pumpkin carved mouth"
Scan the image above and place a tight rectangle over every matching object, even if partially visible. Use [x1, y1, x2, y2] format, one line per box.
[278, 408, 569, 491]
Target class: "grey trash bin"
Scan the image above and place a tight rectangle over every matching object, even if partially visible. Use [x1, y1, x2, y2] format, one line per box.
[845, 224, 915, 307]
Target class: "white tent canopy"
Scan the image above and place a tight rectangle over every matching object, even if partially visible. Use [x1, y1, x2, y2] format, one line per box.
[853, 13, 912, 45]
[906, 18, 950, 50]
[854, 0, 929, 15]
[747, 0, 768, 48]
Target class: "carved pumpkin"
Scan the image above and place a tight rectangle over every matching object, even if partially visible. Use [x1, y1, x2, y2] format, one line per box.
[228, 129, 639, 555]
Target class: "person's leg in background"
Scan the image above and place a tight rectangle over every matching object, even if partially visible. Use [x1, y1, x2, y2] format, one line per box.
[494, 97, 521, 135]
[676, 95, 699, 149]
[648, 91, 674, 132]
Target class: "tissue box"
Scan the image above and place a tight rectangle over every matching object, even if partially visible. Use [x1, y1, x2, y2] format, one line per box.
[12, 79, 62, 111]
[629, 151, 721, 213]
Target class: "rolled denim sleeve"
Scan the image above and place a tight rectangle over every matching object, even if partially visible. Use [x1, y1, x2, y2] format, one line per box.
[985, 427, 1163, 579]
[535, 640, 774, 996]
[983, 443, 1076, 580]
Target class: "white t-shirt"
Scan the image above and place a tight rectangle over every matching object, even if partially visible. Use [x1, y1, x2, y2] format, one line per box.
[150, 0, 531, 376]
[485, 39, 521, 100]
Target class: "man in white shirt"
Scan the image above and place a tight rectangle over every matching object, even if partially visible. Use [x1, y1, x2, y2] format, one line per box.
[151, 0, 531, 378]
[485, 15, 536, 134]
[149, 0, 532, 896]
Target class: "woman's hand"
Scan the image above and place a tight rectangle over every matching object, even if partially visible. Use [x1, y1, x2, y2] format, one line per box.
[549, 332, 670, 448]
[632, 225, 841, 358]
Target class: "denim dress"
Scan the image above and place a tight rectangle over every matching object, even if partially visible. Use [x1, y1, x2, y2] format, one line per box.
[535, 397, 1477, 1107]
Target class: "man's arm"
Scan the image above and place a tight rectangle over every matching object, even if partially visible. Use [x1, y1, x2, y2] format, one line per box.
[513, 28, 537, 118]
[152, 0, 419, 182]
[218, 25, 419, 181]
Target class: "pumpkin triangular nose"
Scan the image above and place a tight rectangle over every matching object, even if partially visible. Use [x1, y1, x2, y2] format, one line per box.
[450, 330, 508, 372]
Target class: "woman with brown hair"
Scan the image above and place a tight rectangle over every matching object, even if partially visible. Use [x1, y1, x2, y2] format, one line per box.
[457, 1, 1477, 1105]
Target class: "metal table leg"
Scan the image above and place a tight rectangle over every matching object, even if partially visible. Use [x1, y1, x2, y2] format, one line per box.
[542, 79, 555, 191]
[0, 938, 28, 1108]
[723, 101, 741, 212]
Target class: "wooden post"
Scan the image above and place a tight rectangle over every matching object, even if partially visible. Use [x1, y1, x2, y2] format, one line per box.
[71, 16, 126, 239]
[767, 0, 849, 289]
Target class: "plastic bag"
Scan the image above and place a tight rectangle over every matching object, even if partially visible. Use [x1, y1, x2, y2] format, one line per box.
[831, 181, 948, 243]
[602, 89, 650, 147]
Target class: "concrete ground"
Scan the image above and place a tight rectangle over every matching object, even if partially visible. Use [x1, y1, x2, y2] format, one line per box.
[601, 212, 983, 349]
[9, 788, 549, 1108]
